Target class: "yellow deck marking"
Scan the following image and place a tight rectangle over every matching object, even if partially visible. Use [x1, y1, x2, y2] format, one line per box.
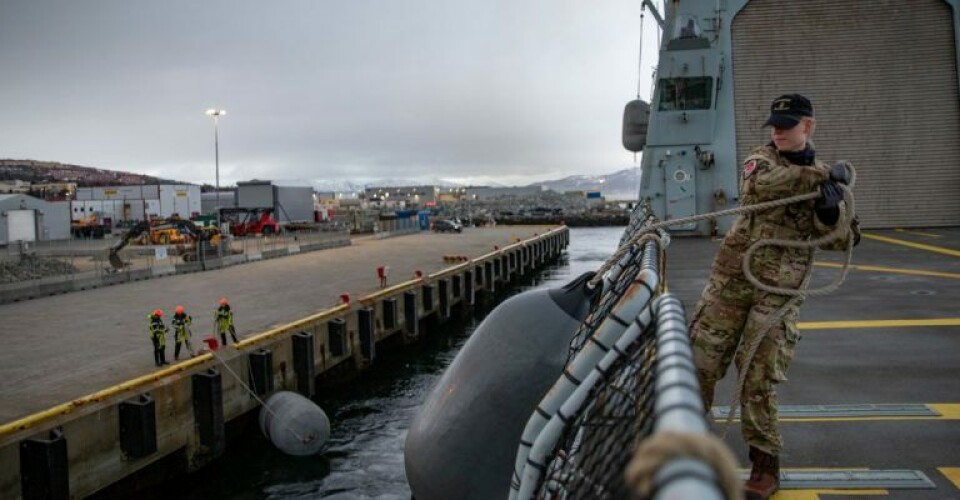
[774, 490, 887, 500]
[814, 261, 960, 280]
[721, 404, 960, 423]
[863, 233, 960, 258]
[798, 318, 960, 330]
[895, 228, 942, 239]
[930, 404, 960, 419]
[939, 467, 960, 490]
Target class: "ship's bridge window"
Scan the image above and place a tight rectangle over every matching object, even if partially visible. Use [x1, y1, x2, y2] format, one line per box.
[658, 77, 714, 111]
[674, 15, 702, 39]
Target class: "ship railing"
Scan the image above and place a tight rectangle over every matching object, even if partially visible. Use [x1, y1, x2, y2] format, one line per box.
[513, 223, 730, 499]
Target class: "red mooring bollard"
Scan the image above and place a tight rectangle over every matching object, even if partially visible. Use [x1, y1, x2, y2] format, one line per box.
[203, 336, 219, 351]
[340, 293, 351, 305]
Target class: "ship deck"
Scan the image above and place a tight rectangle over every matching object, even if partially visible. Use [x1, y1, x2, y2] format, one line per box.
[666, 228, 960, 499]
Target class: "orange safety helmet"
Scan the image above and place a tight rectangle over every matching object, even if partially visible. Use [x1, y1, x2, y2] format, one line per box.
[219, 297, 228, 306]
[175, 305, 185, 315]
[152, 309, 163, 317]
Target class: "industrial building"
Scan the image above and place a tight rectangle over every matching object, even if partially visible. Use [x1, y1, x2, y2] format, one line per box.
[364, 185, 439, 206]
[0, 194, 70, 245]
[73, 185, 201, 224]
[464, 185, 544, 200]
[0, 180, 31, 194]
[200, 191, 237, 215]
[236, 180, 314, 223]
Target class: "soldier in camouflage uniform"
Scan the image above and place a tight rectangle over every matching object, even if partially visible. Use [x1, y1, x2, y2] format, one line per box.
[689, 94, 858, 500]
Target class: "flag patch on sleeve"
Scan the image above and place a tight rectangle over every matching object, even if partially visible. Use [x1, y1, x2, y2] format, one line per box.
[743, 160, 757, 178]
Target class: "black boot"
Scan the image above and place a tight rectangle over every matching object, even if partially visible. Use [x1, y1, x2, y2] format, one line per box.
[230, 326, 239, 344]
[160, 348, 169, 365]
[154, 348, 162, 367]
[175, 342, 182, 360]
[220, 333, 228, 346]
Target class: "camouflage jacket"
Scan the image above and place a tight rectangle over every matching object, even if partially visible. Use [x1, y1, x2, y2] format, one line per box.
[711, 145, 847, 287]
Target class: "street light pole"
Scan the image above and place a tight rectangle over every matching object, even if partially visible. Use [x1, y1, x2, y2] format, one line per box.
[205, 108, 227, 228]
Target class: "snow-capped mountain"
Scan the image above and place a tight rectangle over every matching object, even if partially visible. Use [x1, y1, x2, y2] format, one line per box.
[534, 168, 640, 199]
[310, 168, 640, 199]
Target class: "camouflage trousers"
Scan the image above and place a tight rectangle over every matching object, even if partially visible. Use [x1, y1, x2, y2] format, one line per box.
[690, 271, 802, 455]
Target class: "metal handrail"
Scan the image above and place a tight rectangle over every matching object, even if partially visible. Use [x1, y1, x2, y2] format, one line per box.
[651, 293, 724, 500]
[511, 238, 661, 498]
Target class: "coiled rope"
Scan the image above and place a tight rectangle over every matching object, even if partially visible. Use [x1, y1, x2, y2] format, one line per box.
[591, 165, 857, 437]
[625, 431, 744, 500]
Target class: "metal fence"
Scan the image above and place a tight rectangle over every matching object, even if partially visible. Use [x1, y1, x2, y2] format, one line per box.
[0, 228, 350, 301]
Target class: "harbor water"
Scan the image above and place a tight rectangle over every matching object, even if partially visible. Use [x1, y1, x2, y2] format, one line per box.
[146, 226, 625, 500]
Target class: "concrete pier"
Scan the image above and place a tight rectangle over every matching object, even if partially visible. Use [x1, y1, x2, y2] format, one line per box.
[0, 225, 569, 499]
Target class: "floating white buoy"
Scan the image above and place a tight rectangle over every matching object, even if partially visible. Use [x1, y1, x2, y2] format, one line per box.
[259, 391, 331, 456]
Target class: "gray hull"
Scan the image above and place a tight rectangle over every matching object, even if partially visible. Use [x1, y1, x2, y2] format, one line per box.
[405, 273, 596, 500]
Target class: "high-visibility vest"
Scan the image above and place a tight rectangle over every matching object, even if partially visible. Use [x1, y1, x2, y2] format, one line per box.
[172, 314, 192, 342]
[148, 316, 167, 347]
[214, 306, 233, 332]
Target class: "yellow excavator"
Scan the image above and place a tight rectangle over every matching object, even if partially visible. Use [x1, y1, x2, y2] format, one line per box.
[108, 217, 223, 269]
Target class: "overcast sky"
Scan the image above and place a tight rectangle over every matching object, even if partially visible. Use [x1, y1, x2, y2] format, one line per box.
[0, 1, 661, 187]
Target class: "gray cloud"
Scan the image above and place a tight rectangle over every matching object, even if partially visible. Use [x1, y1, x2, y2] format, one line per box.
[0, 0, 661, 186]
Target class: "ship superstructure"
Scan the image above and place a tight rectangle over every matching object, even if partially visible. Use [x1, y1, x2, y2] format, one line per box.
[631, 0, 960, 235]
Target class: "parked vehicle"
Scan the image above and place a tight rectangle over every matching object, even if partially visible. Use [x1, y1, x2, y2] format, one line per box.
[71, 214, 108, 239]
[219, 207, 281, 237]
[433, 219, 462, 233]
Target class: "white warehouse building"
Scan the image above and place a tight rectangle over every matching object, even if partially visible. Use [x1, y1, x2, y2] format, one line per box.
[73, 184, 201, 223]
[0, 194, 71, 245]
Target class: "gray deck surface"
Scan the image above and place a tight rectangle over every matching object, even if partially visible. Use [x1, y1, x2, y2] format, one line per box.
[0, 226, 552, 423]
[667, 228, 960, 499]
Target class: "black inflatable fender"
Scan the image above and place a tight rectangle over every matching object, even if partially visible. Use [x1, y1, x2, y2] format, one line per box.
[405, 272, 600, 500]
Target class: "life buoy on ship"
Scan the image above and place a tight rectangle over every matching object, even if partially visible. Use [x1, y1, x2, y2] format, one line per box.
[404, 272, 600, 500]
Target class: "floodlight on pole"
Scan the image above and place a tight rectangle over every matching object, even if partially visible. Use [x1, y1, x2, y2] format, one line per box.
[205, 109, 226, 226]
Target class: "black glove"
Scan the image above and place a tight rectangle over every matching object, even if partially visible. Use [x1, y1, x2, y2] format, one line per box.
[850, 216, 862, 247]
[829, 162, 851, 185]
[815, 181, 843, 225]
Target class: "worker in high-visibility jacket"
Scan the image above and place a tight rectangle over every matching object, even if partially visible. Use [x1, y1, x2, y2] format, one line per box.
[148, 309, 169, 367]
[214, 297, 239, 346]
[171, 305, 194, 360]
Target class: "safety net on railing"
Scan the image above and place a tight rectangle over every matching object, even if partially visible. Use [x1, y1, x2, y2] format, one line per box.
[539, 317, 658, 499]
[514, 204, 733, 500]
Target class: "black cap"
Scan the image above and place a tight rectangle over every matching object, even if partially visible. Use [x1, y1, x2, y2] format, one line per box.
[763, 94, 813, 129]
